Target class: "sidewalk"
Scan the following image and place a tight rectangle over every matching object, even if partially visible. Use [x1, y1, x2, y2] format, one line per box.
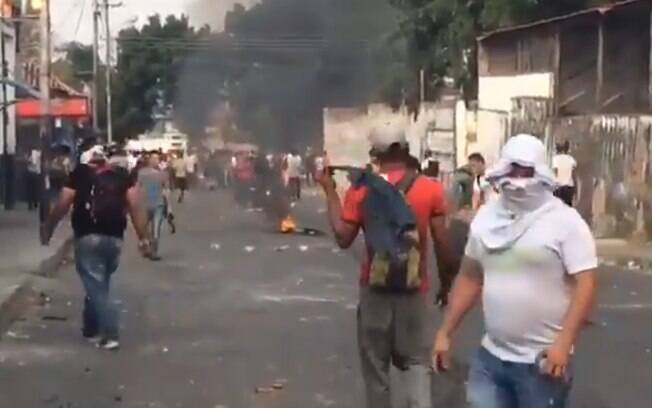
[597, 238, 652, 268]
[0, 208, 72, 329]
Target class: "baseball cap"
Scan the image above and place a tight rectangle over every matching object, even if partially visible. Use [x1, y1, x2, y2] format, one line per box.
[368, 122, 407, 155]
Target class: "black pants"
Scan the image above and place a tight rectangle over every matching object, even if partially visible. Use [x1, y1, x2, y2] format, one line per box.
[26, 172, 40, 210]
[554, 185, 576, 207]
[288, 177, 301, 201]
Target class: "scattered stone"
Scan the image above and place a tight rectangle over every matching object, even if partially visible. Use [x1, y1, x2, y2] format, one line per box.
[162, 347, 169, 353]
[296, 278, 304, 286]
[114, 395, 123, 402]
[84, 367, 91, 374]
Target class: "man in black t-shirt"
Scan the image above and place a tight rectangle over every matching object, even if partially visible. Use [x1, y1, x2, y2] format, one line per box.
[42, 145, 150, 351]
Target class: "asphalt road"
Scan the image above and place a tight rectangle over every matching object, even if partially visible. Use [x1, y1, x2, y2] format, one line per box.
[1, 189, 651, 408]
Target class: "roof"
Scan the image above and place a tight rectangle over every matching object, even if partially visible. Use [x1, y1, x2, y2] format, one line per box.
[479, 0, 648, 41]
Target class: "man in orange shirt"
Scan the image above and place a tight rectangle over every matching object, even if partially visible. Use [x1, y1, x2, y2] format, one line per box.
[319, 124, 454, 408]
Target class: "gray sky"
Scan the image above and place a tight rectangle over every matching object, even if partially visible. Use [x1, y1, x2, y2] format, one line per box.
[51, 0, 257, 45]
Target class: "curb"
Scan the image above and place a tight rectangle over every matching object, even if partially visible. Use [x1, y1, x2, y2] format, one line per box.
[0, 237, 74, 335]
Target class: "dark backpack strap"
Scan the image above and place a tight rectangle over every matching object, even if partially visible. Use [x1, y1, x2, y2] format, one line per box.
[395, 171, 418, 195]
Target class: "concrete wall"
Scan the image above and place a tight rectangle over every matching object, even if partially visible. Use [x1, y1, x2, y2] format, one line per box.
[478, 73, 554, 112]
[455, 102, 507, 167]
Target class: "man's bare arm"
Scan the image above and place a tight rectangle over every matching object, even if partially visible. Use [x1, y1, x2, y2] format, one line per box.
[126, 187, 149, 241]
[323, 185, 359, 249]
[438, 257, 484, 336]
[43, 187, 76, 242]
[556, 270, 597, 348]
[430, 215, 456, 299]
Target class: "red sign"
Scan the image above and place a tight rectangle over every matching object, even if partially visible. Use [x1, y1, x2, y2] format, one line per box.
[16, 98, 89, 118]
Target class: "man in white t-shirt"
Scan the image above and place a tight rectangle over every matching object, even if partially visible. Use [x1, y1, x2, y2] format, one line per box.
[552, 141, 578, 207]
[468, 153, 496, 211]
[285, 151, 303, 201]
[432, 134, 597, 408]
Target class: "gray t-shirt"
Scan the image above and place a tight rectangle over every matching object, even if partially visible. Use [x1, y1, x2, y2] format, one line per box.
[138, 167, 168, 209]
[465, 203, 597, 363]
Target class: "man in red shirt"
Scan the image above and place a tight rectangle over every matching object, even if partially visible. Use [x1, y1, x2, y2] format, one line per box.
[319, 125, 454, 408]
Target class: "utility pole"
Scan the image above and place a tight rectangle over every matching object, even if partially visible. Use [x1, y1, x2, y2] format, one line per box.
[103, 0, 113, 144]
[92, 0, 99, 132]
[1, 4, 10, 209]
[39, 0, 51, 224]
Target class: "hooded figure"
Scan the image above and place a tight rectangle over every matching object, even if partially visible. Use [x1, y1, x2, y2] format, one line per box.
[471, 134, 560, 251]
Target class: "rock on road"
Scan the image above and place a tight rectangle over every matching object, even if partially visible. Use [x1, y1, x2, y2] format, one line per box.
[1, 190, 652, 408]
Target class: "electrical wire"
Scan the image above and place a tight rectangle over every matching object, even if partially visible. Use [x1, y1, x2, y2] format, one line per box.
[72, 0, 88, 41]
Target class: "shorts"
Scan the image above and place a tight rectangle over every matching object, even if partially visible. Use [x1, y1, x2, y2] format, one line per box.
[175, 177, 187, 190]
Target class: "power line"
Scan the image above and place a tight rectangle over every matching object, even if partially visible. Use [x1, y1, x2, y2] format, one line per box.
[73, 0, 87, 41]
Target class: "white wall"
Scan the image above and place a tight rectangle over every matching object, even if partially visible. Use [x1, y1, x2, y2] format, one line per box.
[324, 102, 456, 168]
[478, 73, 554, 112]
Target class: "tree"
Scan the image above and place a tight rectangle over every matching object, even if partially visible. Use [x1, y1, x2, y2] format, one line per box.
[112, 14, 209, 141]
[389, 0, 621, 103]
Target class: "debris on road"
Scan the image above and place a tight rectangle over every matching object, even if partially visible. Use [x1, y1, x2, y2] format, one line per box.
[274, 244, 290, 252]
[255, 387, 275, 394]
[210, 243, 221, 250]
[162, 347, 169, 353]
[244, 246, 256, 253]
[41, 315, 68, 321]
[5, 331, 30, 340]
[299, 245, 309, 252]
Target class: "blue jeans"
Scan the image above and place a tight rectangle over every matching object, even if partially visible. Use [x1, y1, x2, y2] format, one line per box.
[75, 234, 122, 341]
[467, 347, 572, 408]
[147, 206, 165, 256]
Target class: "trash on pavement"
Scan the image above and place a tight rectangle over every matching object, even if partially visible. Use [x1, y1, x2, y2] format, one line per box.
[6, 331, 30, 340]
[210, 243, 221, 250]
[255, 387, 275, 394]
[274, 245, 290, 252]
[162, 347, 169, 353]
[42, 315, 68, 321]
[299, 245, 309, 252]
[244, 246, 256, 253]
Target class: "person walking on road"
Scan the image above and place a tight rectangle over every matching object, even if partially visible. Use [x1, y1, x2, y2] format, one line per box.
[286, 150, 303, 201]
[172, 152, 188, 203]
[552, 141, 578, 207]
[432, 134, 597, 408]
[42, 145, 151, 351]
[469, 153, 496, 211]
[138, 152, 171, 261]
[319, 124, 454, 408]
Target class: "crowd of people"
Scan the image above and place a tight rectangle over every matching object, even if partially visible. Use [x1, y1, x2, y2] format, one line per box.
[36, 128, 592, 408]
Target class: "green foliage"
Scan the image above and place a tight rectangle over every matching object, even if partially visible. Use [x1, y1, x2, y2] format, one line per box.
[112, 14, 208, 141]
[389, 0, 619, 102]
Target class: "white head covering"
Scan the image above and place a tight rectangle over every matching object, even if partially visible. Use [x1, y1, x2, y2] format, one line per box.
[80, 145, 106, 165]
[485, 134, 556, 187]
[471, 134, 563, 251]
[368, 121, 408, 154]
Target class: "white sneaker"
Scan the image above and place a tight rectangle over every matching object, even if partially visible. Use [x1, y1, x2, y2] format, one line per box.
[98, 340, 120, 351]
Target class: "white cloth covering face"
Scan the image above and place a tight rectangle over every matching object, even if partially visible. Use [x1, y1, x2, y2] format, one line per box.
[474, 134, 558, 251]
